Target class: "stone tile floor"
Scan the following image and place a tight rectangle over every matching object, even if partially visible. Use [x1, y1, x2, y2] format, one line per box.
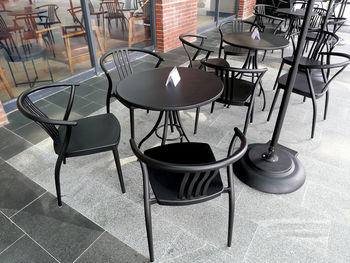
[1, 20, 350, 263]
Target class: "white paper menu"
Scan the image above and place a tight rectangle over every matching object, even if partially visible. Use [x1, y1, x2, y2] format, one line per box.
[251, 28, 261, 40]
[165, 67, 181, 88]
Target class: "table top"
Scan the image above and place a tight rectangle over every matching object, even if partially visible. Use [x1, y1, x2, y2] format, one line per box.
[276, 8, 310, 17]
[116, 67, 224, 111]
[223, 32, 289, 51]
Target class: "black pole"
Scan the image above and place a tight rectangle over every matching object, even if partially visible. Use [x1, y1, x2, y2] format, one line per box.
[232, 0, 326, 194]
[267, 0, 316, 157]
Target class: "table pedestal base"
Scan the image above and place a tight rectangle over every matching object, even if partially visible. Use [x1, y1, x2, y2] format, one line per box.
[137, 110, 190, 148]
[232, 142, 305, 194]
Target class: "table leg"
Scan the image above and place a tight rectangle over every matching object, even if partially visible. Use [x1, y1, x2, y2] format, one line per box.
[161, 111, 169, 145]
[129, 107, 135, 139]
[138, 111, 164, 148]
[174, 111, 190, 143]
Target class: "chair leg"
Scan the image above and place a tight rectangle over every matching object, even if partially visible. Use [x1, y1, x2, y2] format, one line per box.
[311, 97, 317, 139]
[194, 107, 200, 134]
[324, 91, 329, 120]
[227, 188, 235, 247]
[210, 102, 215, 114]
[55, 155, 64, 207]
[303, 96, 306, 103]
[267, 88, 281, 122]
[112, 147, 125, 193]
[261, 50, 267, 62]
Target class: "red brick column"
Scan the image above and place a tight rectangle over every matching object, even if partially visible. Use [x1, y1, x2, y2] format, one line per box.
[155, 0, 197, 52]
[238, 0, 256, 19]
[0, 101, 8, 127]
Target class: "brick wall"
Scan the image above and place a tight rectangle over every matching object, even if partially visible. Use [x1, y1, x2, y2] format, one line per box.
[0, 101, 8, 127]
[155, 0, 197, 52]
[238, 0, 256, 18]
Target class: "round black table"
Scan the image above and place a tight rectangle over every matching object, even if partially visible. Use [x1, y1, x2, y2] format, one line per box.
[116, 67, 223, 147]
[223, 32, 289, 110]
[223, 32, 289, 52]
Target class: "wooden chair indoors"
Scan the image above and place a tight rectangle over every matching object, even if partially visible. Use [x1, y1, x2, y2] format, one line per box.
[17, 83, 126, 207]
[128, 0, 151, 47]
[130, 127, 248, 262]
[0, 66, 14, 98]
[35, 7, 105, 75]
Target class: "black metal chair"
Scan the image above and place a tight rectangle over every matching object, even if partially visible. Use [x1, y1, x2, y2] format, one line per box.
[253, 7, 288, 60]
[268, 52, 350, 138]
[130, 127, 247, 262]
[201, 58, 267, 135]
[179, 33, 230, 134]
[272, 30, 339, 91]
[100, 47, 164, 113]
[16, 83, 125, 207]
[218, 19, 261, 60]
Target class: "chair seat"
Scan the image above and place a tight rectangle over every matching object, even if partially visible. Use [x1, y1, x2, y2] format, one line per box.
[217, 78, 254, 105]
[283, 56, 323, 67]
[55, 113, 121, 156]
[224, 45, 251, 56]
[192, 58, 229, 69]
[278, 71, 326, 98]
[145, 142, 223, 205]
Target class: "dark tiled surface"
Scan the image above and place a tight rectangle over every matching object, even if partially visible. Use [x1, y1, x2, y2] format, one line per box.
[0, 157, 4, 166]
[12, 192, 104, 262]
[0, 128, 32, 160]
[0, 212, 24, 253]
[0, 162, 46, 217]
[5, 100, 50, 132]
[75, 232, 148, 263]
[14, 122, 49, 145]
[0, 235, 58, 263]
[74, 102, 104, 116]
[46, 91, 91, 111]
[84, 89, 108, 106]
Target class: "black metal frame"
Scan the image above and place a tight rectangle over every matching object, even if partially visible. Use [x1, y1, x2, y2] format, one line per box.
[16, 83, 125, 206]
[130, 127, 247, 262]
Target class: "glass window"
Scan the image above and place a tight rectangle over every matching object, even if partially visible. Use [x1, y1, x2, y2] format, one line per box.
[197, 0, 216, 28]
[218, 0, 237, 21]
[91, 0, 153, 57]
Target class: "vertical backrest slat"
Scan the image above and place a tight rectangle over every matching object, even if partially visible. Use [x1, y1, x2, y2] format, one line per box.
[202, 170, 219, 196]
[22, 96, 58, 140]
[178, 172, 190, 199]
[194, 170, 212, 197]
[186, 172, 201, 199]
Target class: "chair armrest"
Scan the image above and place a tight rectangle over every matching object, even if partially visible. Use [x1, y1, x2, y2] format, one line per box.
[255, 13, 285, 23]
[62, 29, 86, 38]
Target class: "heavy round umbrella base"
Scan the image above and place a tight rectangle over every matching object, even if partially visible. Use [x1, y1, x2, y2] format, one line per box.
[232, 142, 305, 194]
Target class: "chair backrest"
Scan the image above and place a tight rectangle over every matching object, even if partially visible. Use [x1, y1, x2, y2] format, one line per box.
[16, 83, 79, 143]
[292, 30, 339, 61]
[218, 19, 261, 58]
[201, 59, 267, 107]
[101, 1, 124, 16]
[130, 127, 247, 202]
[310, 7, 327, 29]
[0, 14, 7, 32]
[100, 47, 164, 110]
[68, 6, 84, 29]
[254, 4, 276, 16]
[316, 52, 350, 94]
[179, 34, 214, 68]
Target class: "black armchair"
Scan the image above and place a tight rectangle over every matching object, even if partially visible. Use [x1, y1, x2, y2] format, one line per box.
[268, 52, 350, 138]
[130, 127, 247, 262]
[100, 47, 164, 113]
[17, 83, 125, 206]
[201, 58, 268, 135]
[179, 33, 230, 134]
[218, 19, 261, 60]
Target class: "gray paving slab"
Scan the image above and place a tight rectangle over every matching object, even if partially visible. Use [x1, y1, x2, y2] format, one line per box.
[0, 235, 58, 263]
